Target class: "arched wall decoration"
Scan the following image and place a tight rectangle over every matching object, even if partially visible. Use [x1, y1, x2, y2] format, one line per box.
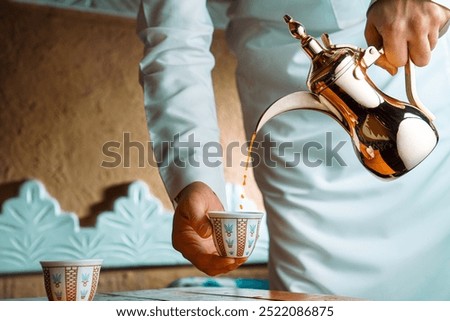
[0, 180, 268, 274]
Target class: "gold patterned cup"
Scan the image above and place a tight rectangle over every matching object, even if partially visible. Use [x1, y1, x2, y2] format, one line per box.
[40, 259, 103, 301]
[208, 211, 264, 258]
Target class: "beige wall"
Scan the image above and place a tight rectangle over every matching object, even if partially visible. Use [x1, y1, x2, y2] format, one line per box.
[0, 1, 263, 225]
[0, 1, 266, 299]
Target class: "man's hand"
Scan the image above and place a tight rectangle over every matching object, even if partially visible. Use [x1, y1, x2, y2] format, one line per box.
[172, 181, 247, 276]
[365, 0, 450, 75]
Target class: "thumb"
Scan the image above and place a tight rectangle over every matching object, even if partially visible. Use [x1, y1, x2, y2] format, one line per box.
[175, 182, 224, 238]
[374, 55, 398, 76]
[364, 22, 398, 75]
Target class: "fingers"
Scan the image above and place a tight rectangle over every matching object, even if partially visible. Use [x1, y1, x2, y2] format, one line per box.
[191, 253, 248, 276]
[382, 34, 432, 68]
[364, 22, 398, 75]
[172, 220, 247, 276]
[175, 181, 224, 238]
[365, 0, 448, 72]
[428, 28, 439, 51]
[370, 28, 431, 71]
[177, 196, 212, 238]
[374, 55, 398, 76]
[171, 181, 239, 275]
[364, 21, 382, 50]
[380, 26, 409, 68]
[408, 34, 431, 67]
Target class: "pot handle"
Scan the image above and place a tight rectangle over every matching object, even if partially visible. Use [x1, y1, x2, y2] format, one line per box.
[363, 47, 436, 122]
[404, 57, 436, 121]
[402, 13, 450, 122]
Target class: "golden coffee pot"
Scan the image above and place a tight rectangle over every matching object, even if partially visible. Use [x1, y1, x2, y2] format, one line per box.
[256, 15, 438, 179]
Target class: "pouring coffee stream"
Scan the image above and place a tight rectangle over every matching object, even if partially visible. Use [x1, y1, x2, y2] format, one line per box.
[239, 132, 257, 210]
[251, 15, 439, 180]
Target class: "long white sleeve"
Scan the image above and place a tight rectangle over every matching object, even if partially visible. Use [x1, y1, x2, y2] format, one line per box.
[137, 0, 227, 208]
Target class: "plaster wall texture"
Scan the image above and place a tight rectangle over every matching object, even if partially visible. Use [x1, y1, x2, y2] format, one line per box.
[0, 1, 263, 224]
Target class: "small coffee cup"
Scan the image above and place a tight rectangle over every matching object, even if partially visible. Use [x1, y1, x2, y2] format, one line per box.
[40, 259, 103, 301]
[208, 211, 264, 258]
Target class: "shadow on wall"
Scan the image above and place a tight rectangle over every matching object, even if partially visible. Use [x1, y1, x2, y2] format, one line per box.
[83, 182, 131, 227]
[0, 180, 134, 228]
[0, 180, 27, 211]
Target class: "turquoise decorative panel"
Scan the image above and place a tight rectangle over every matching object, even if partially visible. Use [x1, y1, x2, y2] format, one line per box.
[0, 180, 268, 274]
[0, 180, 80, 273]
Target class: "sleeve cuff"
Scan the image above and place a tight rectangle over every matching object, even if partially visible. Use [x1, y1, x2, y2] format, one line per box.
[160, 159, 228, 211]
[431, 0, 450, 10]
[369, 0, 449, 11]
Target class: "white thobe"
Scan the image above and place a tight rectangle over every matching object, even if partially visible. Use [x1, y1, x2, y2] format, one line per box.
[138, 0, 450, 300]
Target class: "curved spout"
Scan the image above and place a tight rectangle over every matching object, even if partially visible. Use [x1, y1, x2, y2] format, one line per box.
[255, 91, 330, 134]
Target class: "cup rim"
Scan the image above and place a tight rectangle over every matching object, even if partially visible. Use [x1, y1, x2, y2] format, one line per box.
[40, 259, 103, 267]
[207, 210, 264, 219]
